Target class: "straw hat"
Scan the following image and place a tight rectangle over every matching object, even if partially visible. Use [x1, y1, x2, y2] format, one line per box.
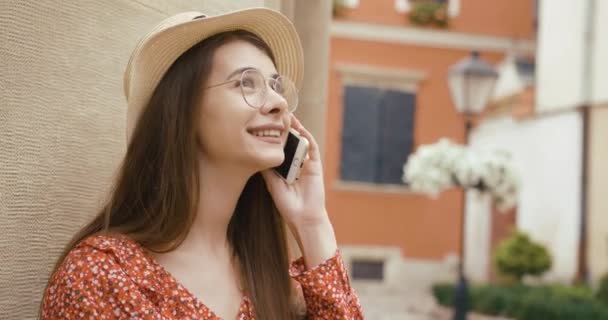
[123, 7, 304, 141]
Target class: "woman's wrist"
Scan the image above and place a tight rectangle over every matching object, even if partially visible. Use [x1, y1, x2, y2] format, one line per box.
[292, 213, 338, 269]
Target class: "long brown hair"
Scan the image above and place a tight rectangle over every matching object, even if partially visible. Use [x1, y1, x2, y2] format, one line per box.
[41, 30, 302, 319]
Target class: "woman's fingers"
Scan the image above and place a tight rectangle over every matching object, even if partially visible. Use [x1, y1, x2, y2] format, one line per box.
[290, 114, 320, 162]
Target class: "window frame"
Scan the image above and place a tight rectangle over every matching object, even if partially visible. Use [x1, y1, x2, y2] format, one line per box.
[335, 63, 426, 192]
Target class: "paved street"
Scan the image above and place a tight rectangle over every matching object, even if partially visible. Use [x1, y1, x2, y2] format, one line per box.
[356, 288, 512, 320]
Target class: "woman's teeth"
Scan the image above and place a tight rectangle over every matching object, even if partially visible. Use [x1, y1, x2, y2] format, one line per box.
[251, 130, 281, 137]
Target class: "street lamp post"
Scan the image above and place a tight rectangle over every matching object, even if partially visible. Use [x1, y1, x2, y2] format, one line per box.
[447, 51, 498, 320]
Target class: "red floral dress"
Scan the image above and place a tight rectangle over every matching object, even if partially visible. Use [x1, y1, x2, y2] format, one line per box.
[41, 234, 364, 319]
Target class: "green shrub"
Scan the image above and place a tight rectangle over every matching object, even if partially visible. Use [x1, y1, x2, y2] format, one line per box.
[431, 282, 608, 320]
[596, 272, 608, 306]
[471, 284, 522, 316]
[432, 283, 455, 306]
[494, 230, 552, 282]
[512, 285, 603, 320]
[519, 289, 608, 319]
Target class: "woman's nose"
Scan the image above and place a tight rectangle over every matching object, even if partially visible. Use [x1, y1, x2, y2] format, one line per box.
[261, 86, 288, 114]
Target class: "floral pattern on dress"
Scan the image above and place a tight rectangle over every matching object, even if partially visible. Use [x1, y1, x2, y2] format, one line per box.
[41, 234, 364, 319]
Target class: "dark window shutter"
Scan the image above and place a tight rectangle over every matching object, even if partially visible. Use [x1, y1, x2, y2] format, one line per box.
[340, 86, 383, 183]
[376, 89, 416, 184]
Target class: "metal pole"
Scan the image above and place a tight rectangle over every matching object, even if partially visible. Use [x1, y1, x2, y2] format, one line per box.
[453, 119, 472, 320]
[576, 0, 595, 285]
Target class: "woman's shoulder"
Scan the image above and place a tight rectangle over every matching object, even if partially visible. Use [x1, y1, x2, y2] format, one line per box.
[50, 233, 152, 288]
[64, 233, 142, 265]
[42, 234, 165, 318]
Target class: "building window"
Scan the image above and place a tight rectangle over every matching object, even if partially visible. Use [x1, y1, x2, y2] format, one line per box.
[351, 259, 385, 281]
[515, 56, 535, 85]
[340, 85, 416, 185]
[335, 64, 424, 187]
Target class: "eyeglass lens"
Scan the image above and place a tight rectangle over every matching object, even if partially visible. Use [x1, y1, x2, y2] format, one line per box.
[240, 69, 298, 112]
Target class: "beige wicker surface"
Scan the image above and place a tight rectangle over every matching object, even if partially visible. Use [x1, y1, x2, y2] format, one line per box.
[0, 1, 265, 318]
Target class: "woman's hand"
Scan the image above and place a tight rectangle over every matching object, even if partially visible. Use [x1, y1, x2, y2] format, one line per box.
[261, 115, 338, 266]
[261, 115, 337, 266]
[261, 115, 328, 229]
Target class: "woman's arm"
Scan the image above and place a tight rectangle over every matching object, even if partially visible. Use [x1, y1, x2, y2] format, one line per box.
[290, 214, 336, 269]
[263, 115, 365, 318]
[289, 235, 364, 319]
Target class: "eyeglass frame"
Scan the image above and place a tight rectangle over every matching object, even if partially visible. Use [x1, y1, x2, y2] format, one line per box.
[203, 68, 298, 112]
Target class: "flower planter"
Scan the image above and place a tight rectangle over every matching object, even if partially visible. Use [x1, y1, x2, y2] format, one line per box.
[409, 1, 449, 28]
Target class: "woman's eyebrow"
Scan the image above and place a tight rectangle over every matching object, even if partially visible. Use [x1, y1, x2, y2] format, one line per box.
[225, 67, 279, 80]
[225, 67, 255, 80]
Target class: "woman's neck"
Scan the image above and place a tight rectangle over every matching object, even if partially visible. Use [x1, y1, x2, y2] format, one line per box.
[177, 158, 254, 258]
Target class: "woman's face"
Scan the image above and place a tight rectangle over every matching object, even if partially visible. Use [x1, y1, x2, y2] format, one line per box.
[197, 40, 291, 171]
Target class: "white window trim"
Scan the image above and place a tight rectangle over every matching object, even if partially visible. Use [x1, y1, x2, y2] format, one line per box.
[447, 0, 460, 17]
[341, 245, 461, 291]
[333, 180, 414, 194]
[336, 63, 426, 93]
[340, 246, 402, 285]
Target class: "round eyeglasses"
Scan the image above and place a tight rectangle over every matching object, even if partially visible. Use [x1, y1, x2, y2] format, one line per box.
[204, 69, 299, 112]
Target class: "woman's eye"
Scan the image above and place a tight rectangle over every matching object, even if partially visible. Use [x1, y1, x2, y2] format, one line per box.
[272, 81, 285, 94]
[241, 78, 256, 89]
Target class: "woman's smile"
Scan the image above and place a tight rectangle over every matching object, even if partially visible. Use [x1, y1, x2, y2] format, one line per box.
[246, 123, 286, 145]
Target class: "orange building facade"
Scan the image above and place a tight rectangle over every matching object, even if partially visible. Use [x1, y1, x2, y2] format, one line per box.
[325, 0, 536, 264]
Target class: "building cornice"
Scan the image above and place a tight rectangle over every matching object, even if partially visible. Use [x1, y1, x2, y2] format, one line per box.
[331, 21, 536, 54]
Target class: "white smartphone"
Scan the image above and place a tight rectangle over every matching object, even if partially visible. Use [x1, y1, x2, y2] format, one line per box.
[273, 128, 309, 184]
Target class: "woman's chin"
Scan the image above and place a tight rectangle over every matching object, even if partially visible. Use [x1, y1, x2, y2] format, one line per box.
[243, 138, 285, 170]
[253, 153, 285, 171]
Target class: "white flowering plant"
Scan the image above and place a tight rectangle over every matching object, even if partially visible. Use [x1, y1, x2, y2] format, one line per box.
[403, 138, 519, 211]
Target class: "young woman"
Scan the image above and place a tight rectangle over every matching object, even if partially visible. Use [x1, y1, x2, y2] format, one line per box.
[40, 8, 363, 320]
